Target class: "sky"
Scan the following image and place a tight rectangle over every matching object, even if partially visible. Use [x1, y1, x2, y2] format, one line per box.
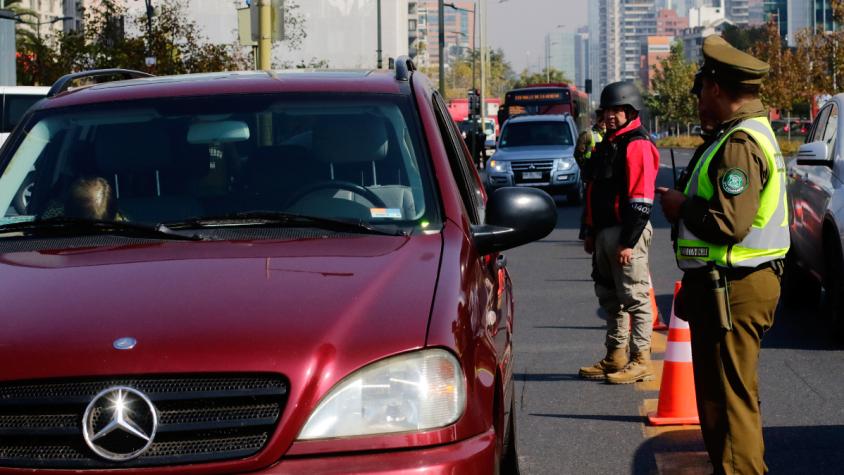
[487, 0, 588, 74]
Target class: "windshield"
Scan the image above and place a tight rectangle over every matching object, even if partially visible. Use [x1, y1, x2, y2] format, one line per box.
[499, 121, 573, 148]
[0, 93, 439, 237]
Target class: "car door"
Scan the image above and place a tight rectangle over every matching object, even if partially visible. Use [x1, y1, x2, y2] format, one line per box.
[800, 103, 838, 273]
[431, 92, 513, 373]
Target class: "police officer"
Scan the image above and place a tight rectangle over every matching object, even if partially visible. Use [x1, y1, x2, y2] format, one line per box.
[657, 35, 789, 475]
[576, 110, 605, 240]
[574, 109, 605, 169]
[578, 82, 660, 384]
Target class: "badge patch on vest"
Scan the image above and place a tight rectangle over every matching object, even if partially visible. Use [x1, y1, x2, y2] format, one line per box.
[680, 247, 709, 257]
[721, 168, 749, 196]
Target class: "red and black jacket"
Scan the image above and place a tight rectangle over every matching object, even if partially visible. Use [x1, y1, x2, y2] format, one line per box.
[583, 117, 659, 248]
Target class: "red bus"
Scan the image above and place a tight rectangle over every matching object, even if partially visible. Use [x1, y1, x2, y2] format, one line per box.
[498, 83, 591, 132]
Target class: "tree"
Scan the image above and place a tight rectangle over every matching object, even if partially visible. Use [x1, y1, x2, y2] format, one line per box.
[646, 40, 697, 133]
[512, 68, 571, 89]
[16, 0, 251, 86]
[751, 21, 801, 113]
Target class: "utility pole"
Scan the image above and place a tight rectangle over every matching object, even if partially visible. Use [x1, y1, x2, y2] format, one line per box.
[438, 0, 445, 93]
[479, 0, 486, 126]
[258, 0, 272, 70]
[377, 0, 383, 68]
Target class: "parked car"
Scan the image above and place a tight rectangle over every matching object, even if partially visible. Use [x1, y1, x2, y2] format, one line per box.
[785, 93, 843, 333]
[0, 86, 50, 149]
[0, 63, 556, 472]
[458, 117, 497, 149]
[485, 113, 583, 204]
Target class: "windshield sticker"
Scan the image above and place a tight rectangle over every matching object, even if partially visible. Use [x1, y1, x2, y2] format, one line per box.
[370, 208, 402, 219]
[0, 215, 36, 226]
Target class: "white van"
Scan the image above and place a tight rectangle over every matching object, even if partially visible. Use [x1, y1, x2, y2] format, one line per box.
[1, 86, 50, 148]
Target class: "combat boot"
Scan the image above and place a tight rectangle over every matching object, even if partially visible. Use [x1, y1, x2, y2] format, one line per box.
[606, 350, 655, 384]
[578, 348, 628, 380]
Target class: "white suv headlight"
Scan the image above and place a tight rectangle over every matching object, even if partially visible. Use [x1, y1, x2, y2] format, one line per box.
[297, 349, 466, 440]
[555, 158, 575, 171]
[489, 159, 511, 172]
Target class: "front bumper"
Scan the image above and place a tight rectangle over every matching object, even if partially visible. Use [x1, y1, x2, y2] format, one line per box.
[261, 429, 496, 474]
[486, 169, 580, 195]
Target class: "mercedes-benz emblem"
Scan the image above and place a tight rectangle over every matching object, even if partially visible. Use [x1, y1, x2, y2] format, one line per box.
[82, 386, 158, 461]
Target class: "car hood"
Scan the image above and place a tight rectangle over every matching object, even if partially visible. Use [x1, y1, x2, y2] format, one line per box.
[492, 145, 574, 160]
[0, 234, 442, 381]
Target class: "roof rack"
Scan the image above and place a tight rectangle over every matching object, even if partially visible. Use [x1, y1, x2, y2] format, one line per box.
[393, 56, 416, 82]
[48, 69, 155, 97]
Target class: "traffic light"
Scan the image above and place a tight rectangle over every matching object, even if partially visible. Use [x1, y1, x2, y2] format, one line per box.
[468, 89, 480, 117]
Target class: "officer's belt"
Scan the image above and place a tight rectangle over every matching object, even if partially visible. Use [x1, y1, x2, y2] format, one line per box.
[686, 259, 784, 281]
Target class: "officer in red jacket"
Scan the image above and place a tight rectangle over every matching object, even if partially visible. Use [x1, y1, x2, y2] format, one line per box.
[578, 81, 660, 384]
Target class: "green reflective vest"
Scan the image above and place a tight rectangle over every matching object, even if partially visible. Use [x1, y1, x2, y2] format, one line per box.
[583, 129, 603, 160]
[676, 117, 789, 270]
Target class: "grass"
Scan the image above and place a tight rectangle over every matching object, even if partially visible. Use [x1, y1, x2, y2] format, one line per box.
[656, 135, 804, 155]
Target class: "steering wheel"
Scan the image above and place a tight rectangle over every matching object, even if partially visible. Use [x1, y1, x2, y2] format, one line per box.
[286, 180, 387, 209]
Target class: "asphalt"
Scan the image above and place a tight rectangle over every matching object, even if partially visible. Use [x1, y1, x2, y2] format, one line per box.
[502, 148, 844, 474]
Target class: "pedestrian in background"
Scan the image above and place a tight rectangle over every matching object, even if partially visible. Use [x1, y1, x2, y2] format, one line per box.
[657, 35, 789, 475]
[576, 109, 605, 240]
[578, 81, 660, 384]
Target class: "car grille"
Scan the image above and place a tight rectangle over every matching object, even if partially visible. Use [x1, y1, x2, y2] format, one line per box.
[511, 159, 554, 184]
[0, 375, 288, 469]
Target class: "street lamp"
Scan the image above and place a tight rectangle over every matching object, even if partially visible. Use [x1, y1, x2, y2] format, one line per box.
[444, 3, 476, 90]
[35, 15, 72, 41]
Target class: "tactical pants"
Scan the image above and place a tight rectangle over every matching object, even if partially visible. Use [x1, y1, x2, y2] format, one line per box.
[680, 267, 779, 475]
[592, 223, 653, 355]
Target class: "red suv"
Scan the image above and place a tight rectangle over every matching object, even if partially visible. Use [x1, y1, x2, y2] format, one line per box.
[0, 62, 555, 473]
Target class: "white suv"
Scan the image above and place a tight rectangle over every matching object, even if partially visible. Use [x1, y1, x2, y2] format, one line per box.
[0, 86, 50, 148]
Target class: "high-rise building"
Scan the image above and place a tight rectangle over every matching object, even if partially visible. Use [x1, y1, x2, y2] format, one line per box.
[725, 0, 750, 24]
[415, 1, 474, 71]
[764, 0, 788, 37]
[594, 0, 657, 89]
[575, 27, 589, 91]
[640, 35, 673, 90]
[657, 8, 689, 36]
[546, 30, 576, 82]
[787, 0, 836, 45]
[588, 0, 601, 96]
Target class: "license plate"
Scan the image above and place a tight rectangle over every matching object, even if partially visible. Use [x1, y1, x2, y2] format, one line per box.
[522, 171, 542, 179]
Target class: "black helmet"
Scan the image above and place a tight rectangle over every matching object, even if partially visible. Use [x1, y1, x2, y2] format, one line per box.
[600, 81, 644, 111]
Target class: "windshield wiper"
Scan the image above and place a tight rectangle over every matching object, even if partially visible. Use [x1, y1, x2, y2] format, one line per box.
[0, 217, 205, 241]
[165, 211, 408, 236]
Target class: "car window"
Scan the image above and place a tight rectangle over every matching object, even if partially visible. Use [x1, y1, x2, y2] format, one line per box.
[2, 94, 45, 133]
[432, 93, 484, 224]
[822, 103, 838, 159]
[807, 106, 831, 144]
[0, 94, 441, 234]
[499, 121, 573, 148]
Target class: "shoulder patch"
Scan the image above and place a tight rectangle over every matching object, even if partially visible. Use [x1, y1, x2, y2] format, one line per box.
[721, 168, 749, 196]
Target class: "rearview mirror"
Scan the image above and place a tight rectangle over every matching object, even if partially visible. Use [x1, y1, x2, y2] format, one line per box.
[796, 141, 831, 167]
[187, 120, 250, 144]
[472, 187, 557, 255]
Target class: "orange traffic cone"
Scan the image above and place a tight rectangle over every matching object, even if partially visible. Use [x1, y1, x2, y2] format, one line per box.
[649, 273, 668, 330]
[647, 281, 700, 426]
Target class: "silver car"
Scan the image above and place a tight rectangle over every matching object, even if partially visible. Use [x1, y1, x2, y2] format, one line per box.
[784, 93, 843, 332]
[485, 114, 582, 204]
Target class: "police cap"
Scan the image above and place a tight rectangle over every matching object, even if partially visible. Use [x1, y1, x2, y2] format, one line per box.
[697, 35, 769, 89]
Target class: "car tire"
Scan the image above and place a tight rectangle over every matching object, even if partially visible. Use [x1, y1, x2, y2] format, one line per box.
[13, 172, 35, 215]
[567, 180, 584, 206]
[781, 250, 820, 309]
[821, 240, 844, 335]
[499, 394, 520, 475]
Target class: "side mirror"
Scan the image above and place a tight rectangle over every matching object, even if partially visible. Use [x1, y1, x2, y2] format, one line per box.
[472, 187, 557, 255]
[796, 141, 831, 167]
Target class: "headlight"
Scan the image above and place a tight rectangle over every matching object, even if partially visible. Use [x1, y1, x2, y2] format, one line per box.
[297, 349, 466, 440]
[489, 159, 511, 172]
[556, 158, 575, 171]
